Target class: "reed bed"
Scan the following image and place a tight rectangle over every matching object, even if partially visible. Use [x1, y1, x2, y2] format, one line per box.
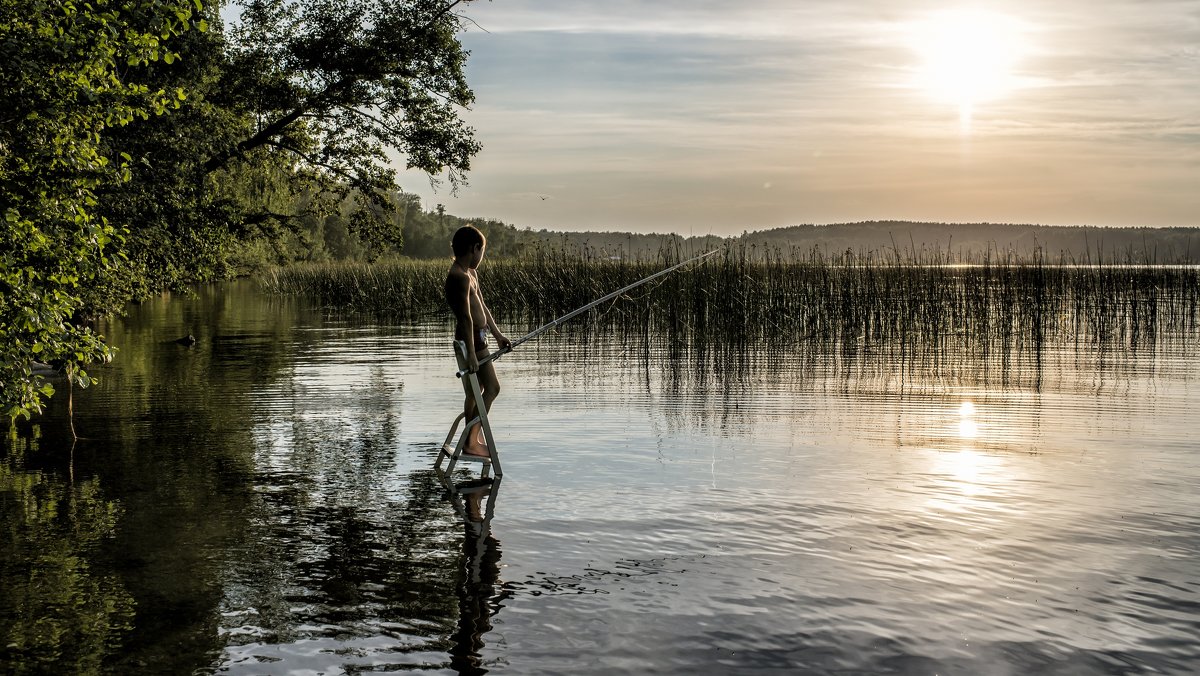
[260, 248, 1200, 379]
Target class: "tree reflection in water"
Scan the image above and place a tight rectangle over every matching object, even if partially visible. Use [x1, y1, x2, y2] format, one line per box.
[0, 434, 134, 675]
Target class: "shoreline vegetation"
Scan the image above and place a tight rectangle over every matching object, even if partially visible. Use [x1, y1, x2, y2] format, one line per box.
[261, 247, 1200, 375]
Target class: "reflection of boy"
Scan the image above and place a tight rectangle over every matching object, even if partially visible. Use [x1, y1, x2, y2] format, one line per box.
[445, 225, 511, 457]
[450, 480, 502, 673]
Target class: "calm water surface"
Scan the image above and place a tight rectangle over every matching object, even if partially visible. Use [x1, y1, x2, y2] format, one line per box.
[2, 281, 1199, 675]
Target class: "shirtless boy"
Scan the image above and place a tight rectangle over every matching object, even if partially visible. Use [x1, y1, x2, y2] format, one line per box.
[445, 225, 511, 457]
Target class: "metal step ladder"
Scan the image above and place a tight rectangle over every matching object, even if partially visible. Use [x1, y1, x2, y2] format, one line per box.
[438, 474, 503, 574]
[436, 340, 502, 478]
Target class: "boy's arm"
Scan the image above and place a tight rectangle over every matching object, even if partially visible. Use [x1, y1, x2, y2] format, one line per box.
[476, 285, 512, 350]
[447, 273, 479, 370]
[472, 271, 511, 348]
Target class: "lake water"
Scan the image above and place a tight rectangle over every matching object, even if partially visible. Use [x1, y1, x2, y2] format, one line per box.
[2, 281, 1199, 675]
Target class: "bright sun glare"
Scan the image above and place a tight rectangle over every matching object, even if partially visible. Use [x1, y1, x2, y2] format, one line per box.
[910, 9, 1027, 127]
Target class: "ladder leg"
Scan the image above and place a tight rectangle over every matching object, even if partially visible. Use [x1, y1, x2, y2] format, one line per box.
[437, 412, 467, 471]
[468, 370, 502, 477]
[443, 339, 502, 478]
[448, 416, 483, 476]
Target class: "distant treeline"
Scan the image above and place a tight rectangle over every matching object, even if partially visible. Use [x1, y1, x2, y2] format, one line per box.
[737, 221, 1200, 264]
[377, 212, 1199, 264]
[381, 207, 722, 261]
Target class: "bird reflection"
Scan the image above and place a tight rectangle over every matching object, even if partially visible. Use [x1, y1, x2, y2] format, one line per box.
[438, 473, 508, 675]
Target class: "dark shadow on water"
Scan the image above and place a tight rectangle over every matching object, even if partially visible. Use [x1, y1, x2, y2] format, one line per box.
[0, 283, 487, 674]
[437, 473, 507, 675]
[0, 434, 135, 675]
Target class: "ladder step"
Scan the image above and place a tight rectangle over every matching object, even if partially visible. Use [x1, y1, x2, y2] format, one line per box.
[453, 453, 491, 464]
[441, 446, 491, 463]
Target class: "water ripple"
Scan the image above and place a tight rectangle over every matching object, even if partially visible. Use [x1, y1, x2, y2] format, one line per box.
[7, 282, 1197, 675]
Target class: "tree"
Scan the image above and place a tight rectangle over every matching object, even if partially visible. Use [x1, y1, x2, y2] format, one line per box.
[0, 0, 199, 419]
[207, 0, 483, 253]
[3, 0, 486, 419]
[86, 0, 248, 310]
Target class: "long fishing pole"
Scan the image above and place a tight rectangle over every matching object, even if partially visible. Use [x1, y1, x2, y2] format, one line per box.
[456, 248, 719, 378]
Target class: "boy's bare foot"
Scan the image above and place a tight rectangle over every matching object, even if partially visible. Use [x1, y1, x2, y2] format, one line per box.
[463, 444, 492, 461]
[463, 427, 492, 461]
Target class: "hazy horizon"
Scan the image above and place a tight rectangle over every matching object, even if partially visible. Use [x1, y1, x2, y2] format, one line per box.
[452, 218, 1200, 239]
[395, 1, 1199, 236]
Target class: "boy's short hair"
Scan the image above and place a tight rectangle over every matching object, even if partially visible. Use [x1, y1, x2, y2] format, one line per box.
[451, 225, 486, 257]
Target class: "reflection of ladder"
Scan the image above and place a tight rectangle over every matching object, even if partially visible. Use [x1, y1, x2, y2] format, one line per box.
[438, 474, 503, 575]
[436, 340, 502, 478]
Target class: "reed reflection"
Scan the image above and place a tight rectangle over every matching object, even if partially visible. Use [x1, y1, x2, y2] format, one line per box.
[438, 473, 507, 676]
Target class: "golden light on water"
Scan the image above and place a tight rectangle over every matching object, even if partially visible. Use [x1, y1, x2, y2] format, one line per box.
[876, 394, 1046, 517]
[958, 400, 978, 439]
[958, 418, 979, 439]
[945, 448, 983, 494]
[930, 401, 993, 509]
[908, 9, 1029, 130]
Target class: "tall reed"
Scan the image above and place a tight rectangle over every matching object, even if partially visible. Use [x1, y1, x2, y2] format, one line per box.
[260, 247, 1200, 376]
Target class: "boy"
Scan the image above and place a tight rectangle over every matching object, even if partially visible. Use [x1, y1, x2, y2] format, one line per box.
[445, 225, 511, 457]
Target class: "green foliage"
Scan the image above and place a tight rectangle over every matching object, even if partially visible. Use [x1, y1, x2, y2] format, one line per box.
[88, 5, 249, 309]
[85, 0, 490, 286]
[210, 0, 483, 253]
[0, 0, 199, 419]
[2, 0, 487, 421]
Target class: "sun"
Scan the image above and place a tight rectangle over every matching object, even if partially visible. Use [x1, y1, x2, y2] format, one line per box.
[909, 9, 1027, 126]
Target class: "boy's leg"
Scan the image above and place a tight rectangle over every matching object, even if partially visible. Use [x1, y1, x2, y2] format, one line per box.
[462, 394, 478, 442]
[464, 350, 500, 457]
[476, 350, 500, 409]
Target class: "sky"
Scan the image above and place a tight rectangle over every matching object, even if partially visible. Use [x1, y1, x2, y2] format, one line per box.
[398, 1, 1200, 235]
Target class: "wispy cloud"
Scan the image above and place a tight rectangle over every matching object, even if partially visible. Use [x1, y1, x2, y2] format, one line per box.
[405, 1, 1200, 232]
[461, 0, 887, 39]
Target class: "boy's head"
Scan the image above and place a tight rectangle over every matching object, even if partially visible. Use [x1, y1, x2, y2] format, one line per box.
[451, 225, 486, 265]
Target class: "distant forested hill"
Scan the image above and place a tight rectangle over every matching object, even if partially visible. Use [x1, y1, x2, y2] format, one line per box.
[737, 221, 1200, 263]
[412, 215, 1199, 263]
[354, 199, 1197, 263]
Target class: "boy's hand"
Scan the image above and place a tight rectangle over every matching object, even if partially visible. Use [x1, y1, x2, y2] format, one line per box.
[495, 332, 512, 351]
[467, 351, 480, 373]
